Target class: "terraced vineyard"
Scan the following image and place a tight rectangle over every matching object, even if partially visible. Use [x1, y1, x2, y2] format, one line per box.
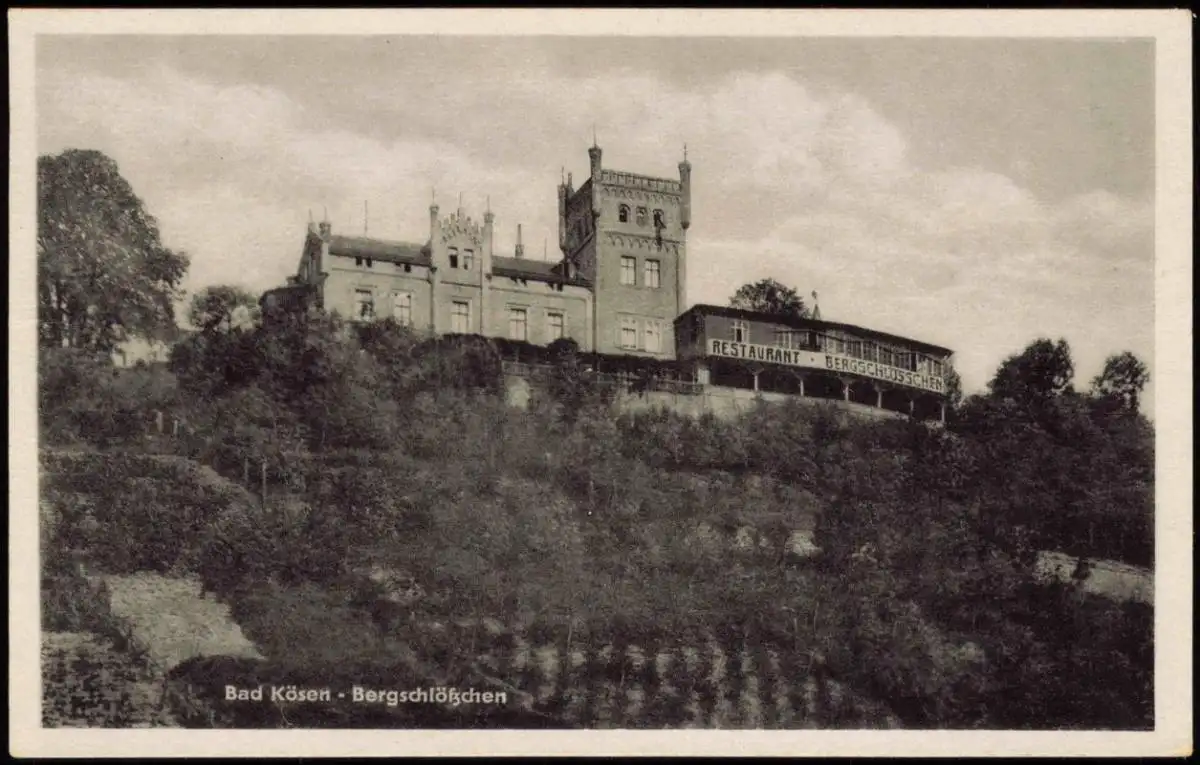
[461, 626, 901, 728]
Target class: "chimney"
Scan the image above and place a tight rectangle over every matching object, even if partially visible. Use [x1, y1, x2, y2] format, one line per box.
[515, 224, 525, 259]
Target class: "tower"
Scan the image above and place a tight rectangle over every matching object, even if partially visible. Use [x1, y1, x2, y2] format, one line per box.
[558, 142, 690, 358]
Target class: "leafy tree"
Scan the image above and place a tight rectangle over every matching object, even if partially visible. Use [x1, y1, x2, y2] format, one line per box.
[1090, 351, 1151, 414]
[189, 285, 260, 335]
[943, 365, 964, 411]
[38, 149, 189, 352]
[729, 278, 811, 319]
[987, 338, 1075, 404]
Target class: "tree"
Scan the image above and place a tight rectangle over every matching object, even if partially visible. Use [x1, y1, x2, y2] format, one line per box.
[987, 338, 1075, 404]
[1090, 351, 1150, 413]
[943, 365, 964, 412]
[729, 278, 811, 319]
[38, 149, 190, 352]
[189, 285, 260, 335]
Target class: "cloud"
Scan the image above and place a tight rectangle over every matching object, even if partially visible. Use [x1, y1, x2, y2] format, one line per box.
[36, 56, 1154, 409]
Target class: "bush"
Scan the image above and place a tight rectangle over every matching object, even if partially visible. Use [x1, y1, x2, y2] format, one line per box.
[40, 449, 257, 574]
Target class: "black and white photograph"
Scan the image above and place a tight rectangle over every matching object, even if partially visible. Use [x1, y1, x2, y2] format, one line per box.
[9, 8, 1192, 758]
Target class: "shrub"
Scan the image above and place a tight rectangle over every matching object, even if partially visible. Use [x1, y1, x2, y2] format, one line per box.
[40, 449, 257, 574]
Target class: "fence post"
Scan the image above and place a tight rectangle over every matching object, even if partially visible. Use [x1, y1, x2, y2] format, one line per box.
[243, 457, 249, 486]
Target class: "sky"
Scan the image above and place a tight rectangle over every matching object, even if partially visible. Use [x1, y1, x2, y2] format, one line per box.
[35, 34, 1157, 403]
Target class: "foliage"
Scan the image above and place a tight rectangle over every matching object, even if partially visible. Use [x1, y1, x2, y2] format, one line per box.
[729, 277, 811, 319]
[1090, 351, 1151, 414]
[40, 450, 257, 574]
[38, 149, 189, 351]
[188, 284, 260, 334]
[987, 337, 1075, 405]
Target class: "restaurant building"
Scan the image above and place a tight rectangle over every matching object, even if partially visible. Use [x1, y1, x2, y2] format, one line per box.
[673, 304, 954, 422]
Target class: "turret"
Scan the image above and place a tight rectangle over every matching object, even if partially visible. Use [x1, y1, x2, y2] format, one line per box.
[429, 192, 440, 243]
[557, 169, 568, 254]
[588, 141, 602, 217]
[483, 197, 495, 261]
[678, 145, 692, 232]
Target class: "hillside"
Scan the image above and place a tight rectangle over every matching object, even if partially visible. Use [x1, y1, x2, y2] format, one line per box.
[38, 316, 1155, 729]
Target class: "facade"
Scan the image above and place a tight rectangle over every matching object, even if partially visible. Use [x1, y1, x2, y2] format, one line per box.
[264, 142, 689, 358]
[675, 304, 954, 421]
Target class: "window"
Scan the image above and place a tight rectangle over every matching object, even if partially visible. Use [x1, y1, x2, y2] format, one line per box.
[355, 257, 362, 267]
[619, 317, 639, 350]
[644, 259, 661, 289]
[653, 209, 665, 228]
[618, 204, 630, 223]
[644, 321, 662, 353]
[547, 311, 565, 341]
[620, 256, 637, 286]
[448, 247, 459, 269]
[635, 207, 648, 226]
[366, 258, 373, 268]
[391, 291, 412, 326]
[731, 320, 748, 343]
[354, 289, 375, 321]
[507, 307, 528, 341]
[451, 301, 470, 333]
[775, 329, 797, 349]
[463, 249, 474, 270]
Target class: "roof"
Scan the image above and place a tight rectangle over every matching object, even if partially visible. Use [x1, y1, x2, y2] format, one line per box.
[491, 255, 591, 288]
[326, 234, 431, 266]
[676, 303, 954, 357]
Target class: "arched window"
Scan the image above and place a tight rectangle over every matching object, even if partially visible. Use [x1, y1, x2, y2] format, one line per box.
[618, 204, 630, 223]
[653, 209, 665, 228]
[636, 207, 648, 226]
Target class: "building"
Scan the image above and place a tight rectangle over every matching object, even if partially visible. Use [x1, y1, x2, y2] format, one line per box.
[263, 141, 689, 358]
[675, 304, 954, 421]
[262, 140, 954, 421]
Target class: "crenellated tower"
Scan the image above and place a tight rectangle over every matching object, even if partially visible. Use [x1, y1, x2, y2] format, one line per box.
[557, 141, 690, 357]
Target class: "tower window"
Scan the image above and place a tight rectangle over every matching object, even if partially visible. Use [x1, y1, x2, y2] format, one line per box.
[731, 320, 748, 343]
[451, 301, 470, 333]
[618, 204, 630, 223]
[644, 259, 661, 289]
[463, 249, 474, 270]
[619, 317, 639, 350]
[355, 289, 375, 321]
[644, 320, 662, 353]
[508, 307, 528, 341]
[635, 207, 648, 227]
[620, 256, 637, 286]
[653, 209, 665, 228]
[448, 247, 459, 269]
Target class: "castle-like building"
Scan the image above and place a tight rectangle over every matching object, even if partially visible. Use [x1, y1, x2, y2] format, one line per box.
[263, 141, 954, 422]
[266, 142, 688, 358]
